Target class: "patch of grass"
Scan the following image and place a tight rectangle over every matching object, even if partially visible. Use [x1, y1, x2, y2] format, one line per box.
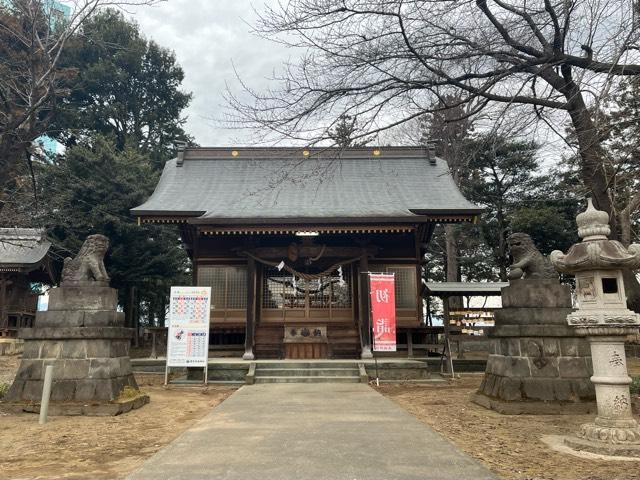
[630, 377, 640, 395]
[116, 385, 143, 402]
[0, 382, 9, 399]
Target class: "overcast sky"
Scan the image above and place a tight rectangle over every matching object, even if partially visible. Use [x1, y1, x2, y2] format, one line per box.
[126, 1, 289, 146]
[123, 1, 571, 163]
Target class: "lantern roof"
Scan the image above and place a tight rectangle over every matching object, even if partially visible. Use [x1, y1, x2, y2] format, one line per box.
[551, 200, 640, 272]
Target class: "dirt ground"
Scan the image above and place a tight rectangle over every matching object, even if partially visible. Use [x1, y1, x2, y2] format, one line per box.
[378, 375, 640, 480]
[3, 355, 640, 480]
[0, 365, 235, 480]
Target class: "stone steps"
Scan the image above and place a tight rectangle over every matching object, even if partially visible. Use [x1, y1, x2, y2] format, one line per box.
[250, 361, 364, 384]
[257, 361, 357, 369]
[254, 376, 361, 384]
[255, 367, 360, 377]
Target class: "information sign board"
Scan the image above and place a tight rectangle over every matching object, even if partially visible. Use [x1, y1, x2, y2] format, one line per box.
[166, 286, 211, 368]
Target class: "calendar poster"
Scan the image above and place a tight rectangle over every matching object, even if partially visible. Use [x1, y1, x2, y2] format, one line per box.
[167, 286, 211, 367]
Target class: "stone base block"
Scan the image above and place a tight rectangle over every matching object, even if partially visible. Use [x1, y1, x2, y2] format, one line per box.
[37, 310, 125, 328]
[564, 435, 640, 458]
[7, 372, 140, 403]
[476, 287, 594, 414]
[6, 321, 141, 405]
[494, 307, 574, 326]
[47, 285, 117, 311]
[5, 282, 148, 416]
[476, 333, 594, 413]
[2, 393, 149, 416]
[0, 338, 24, 355]
[472, 392, 596, 415]
[502, 279, 572, 309]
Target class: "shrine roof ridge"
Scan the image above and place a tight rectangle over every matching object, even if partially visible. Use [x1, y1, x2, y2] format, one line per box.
[178, 146, 435, 162]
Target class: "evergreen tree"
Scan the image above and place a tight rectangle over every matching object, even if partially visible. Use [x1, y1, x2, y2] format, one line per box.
[35, 11, 195, 330]
[425, 134, 579, 283]
[463, 135, 544, 280]
[327, 114, 371, 147]
[39, 136, 189, 327]
[607, 77, 640, 246]
[51, 9, 193, 168]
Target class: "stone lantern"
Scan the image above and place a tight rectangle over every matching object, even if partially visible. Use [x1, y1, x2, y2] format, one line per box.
[551, 198, 640, 456]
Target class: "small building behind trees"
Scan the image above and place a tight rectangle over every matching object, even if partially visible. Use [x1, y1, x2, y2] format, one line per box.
[132, 147, 480, 359]
[0, 228, 54, 338]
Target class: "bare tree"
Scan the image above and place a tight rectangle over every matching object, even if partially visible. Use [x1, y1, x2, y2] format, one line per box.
[0, 0, 160, 218]
[228, 0, 639, 228]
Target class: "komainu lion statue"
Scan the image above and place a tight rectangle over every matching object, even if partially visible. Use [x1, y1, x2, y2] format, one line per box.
[61, 234, 110, 284]
[507, 233, 557, 280]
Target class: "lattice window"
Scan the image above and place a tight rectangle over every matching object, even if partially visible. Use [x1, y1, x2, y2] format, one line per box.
[197, 266, 247, 310]
[262, 269, 305, 309]
[262, 267, 352, 309]
[370, 265, 417, 309]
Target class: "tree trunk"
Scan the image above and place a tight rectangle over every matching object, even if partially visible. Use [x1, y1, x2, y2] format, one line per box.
[496, 204, 508, 281]
[565, 92, 614, 224]
[565, 87, 640, 312]
[158, 292, 166, 328]
[444, 224, 462, 310]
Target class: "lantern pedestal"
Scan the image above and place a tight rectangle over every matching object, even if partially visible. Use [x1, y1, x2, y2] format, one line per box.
[562, 326, 640, 456]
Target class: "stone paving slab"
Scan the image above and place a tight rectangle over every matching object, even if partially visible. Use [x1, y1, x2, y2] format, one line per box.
[127, 383, 498, 480]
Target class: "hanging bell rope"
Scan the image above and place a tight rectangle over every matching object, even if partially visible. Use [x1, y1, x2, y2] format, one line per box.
[241, 250, 364, 281]
[309, 244, 326, 262]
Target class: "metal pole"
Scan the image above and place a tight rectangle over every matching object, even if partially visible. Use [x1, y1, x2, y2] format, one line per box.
[39, 365, 54, 425]
[374, 352, 379, 387]
[365, 271, 380, 386]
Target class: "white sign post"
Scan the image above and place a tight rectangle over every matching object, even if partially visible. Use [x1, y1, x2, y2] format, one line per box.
[165, 286, 211, 385]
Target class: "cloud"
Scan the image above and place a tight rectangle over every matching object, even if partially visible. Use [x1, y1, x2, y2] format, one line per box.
[126, 1, 291, 146]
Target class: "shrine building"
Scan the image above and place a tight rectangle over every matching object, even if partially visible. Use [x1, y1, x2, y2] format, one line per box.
[0, 228, 54, 338]
[131, 146, 480, 360]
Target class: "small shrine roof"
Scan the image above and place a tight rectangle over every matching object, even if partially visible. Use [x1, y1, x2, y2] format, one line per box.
[423, 281, 509, 297]
[0, 228, 52, 272]
[131, 147, 481, 225]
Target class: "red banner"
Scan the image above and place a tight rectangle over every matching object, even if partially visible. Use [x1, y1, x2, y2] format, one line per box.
[369, 273, 396, 352]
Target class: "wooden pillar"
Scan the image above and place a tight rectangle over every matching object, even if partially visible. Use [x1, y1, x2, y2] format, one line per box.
[442, 295, 454, 375]
[407, 329, 414, 357]
[192, 229, 199, 286]
[414, 229, 423, 325]
[243, 257, 257, 360]
[359, 255, 373, 359]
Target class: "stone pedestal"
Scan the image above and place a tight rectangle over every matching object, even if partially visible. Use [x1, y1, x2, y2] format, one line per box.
[472, 279, 596, 414]
[2, 284, 148, 415]
[563, 326, 640, 456]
